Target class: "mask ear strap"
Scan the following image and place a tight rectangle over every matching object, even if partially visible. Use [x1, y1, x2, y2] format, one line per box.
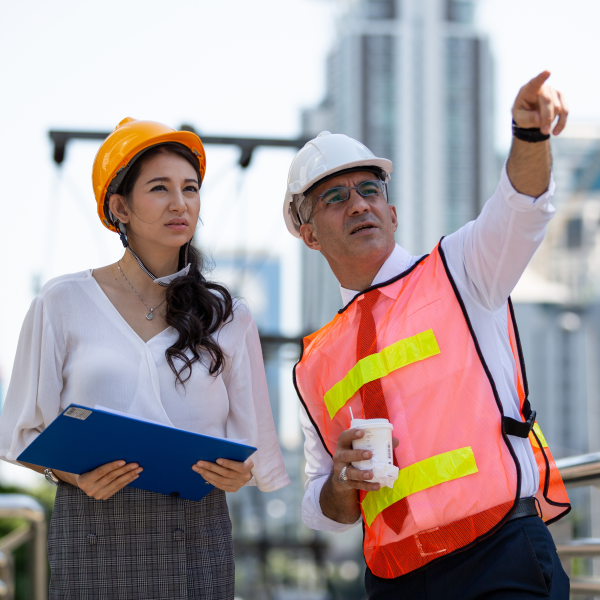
[117, 221, 128, 248]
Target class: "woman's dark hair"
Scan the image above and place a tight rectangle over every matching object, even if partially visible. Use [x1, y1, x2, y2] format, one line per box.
[117, 142, 234, 386]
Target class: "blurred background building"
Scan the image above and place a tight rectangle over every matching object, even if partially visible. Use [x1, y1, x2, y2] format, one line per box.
[302, 0, 495, 331]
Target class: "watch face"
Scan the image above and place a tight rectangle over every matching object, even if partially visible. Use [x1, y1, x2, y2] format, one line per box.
[44, 469, 59, 486]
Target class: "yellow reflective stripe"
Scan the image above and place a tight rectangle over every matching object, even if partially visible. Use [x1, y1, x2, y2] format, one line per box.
[324, 329, 440, 419]
[532, 422, 548, 448]
[361, 447, 479, 527]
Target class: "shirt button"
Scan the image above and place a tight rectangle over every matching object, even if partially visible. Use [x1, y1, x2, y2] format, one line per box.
[173, 529, 184, 541]
[87, 533, 97, 545]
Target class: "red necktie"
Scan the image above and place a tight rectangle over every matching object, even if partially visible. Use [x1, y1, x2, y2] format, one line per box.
[357, 291, 408, 534]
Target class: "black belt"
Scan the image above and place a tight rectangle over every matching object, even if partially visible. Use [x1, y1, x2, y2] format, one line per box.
[507, 497, 539, 522]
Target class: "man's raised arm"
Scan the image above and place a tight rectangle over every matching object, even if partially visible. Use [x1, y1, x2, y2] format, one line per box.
[507, 70, 568, 197]
[453, 71, 569, 311]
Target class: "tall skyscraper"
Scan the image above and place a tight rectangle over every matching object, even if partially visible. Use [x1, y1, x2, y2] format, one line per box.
[301, 0, 495, 331]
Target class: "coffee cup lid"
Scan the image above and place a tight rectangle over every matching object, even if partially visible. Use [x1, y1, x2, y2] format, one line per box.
[351, 418, 393, 429]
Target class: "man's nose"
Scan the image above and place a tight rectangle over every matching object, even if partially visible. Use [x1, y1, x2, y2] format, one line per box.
[346, 189, 371, 215]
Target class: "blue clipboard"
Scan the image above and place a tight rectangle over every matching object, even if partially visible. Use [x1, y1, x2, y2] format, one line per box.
[17, 404, 257, 502]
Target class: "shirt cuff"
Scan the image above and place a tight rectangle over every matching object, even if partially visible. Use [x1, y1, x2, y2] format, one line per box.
[500, 162, 556, 213]
[302, 474, 362, 532]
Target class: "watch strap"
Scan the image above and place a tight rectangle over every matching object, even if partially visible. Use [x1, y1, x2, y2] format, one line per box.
[512, 119, 550, 143]
[44, 468, 59, 486]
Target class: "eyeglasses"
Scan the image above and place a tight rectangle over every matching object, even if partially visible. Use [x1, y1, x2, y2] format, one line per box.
[317, 180, 387, 204]
[306, 179, 387, 224]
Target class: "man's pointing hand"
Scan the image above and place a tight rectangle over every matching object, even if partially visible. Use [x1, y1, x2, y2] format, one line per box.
[512, 70, 569, 136]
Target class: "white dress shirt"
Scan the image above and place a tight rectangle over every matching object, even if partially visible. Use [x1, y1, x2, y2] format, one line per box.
[300, 165, 556, 531]
[0, 271, 290, 492]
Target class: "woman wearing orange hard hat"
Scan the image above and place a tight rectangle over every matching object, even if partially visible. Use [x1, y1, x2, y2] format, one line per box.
[0, 118, 289, 599]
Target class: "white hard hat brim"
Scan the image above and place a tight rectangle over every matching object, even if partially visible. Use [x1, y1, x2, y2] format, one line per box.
[283, 157, 393, 238]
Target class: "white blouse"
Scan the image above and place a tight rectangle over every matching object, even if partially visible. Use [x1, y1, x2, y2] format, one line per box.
[0, 270, 290, 493]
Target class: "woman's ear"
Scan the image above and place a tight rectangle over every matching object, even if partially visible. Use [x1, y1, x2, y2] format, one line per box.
[108, 194, 130, 225]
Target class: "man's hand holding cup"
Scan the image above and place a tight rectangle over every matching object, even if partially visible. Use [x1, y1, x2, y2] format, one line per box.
[332, 428, 400, 493]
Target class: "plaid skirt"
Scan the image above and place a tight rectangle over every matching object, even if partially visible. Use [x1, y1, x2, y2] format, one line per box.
[48, 482, 234, 600]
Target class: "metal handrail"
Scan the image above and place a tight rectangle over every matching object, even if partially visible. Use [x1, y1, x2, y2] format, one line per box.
[555, 538, 600, 557]
[569, 578, 600, 595]
[555, 452, 600, 487]
[555, 453, 600, 595]
[0, 495, 47, 600]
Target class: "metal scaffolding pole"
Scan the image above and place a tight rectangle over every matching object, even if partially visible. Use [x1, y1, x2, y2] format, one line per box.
[48, 127, 309, 169]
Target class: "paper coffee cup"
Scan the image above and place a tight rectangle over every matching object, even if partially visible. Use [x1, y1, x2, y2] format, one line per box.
[351, 418, 394, 471]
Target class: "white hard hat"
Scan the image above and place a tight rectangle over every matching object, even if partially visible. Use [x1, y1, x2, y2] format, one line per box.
[283, 131, 393, 238]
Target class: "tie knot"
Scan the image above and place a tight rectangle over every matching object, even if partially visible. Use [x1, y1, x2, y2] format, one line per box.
[358, 289, 381, 312]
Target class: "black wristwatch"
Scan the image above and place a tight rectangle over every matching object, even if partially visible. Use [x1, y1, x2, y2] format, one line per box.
[44, 468, 59, 486]
[512, 119, 550, 143]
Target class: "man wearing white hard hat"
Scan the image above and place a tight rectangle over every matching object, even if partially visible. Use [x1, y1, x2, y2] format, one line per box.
[288, 72, 571, 599]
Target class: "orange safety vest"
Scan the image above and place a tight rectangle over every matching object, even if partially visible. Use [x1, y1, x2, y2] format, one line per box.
[294, 243, 570, 579]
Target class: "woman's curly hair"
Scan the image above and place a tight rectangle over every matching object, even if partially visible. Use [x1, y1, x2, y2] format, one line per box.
[118, 143, 233, 386]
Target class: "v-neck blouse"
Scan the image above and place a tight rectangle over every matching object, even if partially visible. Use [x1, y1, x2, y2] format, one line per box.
[0, 270, 290, 492]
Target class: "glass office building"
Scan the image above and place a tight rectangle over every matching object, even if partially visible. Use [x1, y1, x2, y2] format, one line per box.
[301, 0, 495, 331]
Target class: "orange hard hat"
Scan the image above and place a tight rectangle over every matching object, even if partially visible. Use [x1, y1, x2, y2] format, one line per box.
[92, 117, 207, 233]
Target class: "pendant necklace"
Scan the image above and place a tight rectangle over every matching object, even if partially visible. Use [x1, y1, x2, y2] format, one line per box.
[117, 261, 166, 321]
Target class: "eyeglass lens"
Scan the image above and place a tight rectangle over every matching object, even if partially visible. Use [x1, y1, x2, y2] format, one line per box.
[321, 180, 385, 204]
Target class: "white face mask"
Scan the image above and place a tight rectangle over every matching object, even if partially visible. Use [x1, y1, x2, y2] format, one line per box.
[153, 264, 191, 285]
[127, 246, 192, 287]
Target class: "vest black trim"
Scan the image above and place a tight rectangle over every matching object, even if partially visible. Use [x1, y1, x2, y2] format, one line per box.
[437, 238, 522, 537]
[508, 297, 530, 398]
[507, 299, 570, 518]
[337, 254, 429, 315]
[293, 345, 332, 459]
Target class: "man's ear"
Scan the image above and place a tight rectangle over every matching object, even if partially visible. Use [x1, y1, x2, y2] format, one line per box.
[300, 223, 322, 251]
[389, 204, 398, 234]
[109, 194, 130, 225]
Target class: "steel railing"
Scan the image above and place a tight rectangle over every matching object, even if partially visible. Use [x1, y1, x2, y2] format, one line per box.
[0, 458, 594, 599]
[0, 495, 47, 600]
[555, 453, 600, 596]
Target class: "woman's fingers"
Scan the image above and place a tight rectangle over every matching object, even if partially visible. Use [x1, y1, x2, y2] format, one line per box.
[193, 461, 229, 478]
[198, 469, 235, 488]
[193, 458, 253, 492]
[79, 461, 143, 500]
[216, 458, 254, 473]
[96, 469, 142, 500]
[198, 469, 242, 492]
[193, 459, 252, 478]
[97, 463, 141, 486]
[84, 460, 127, 484]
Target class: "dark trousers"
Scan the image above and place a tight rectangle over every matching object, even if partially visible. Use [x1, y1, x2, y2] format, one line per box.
[365, 516, 569, 600]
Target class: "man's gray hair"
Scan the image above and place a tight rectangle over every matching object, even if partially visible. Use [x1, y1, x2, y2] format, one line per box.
[294, 193, 316, 226]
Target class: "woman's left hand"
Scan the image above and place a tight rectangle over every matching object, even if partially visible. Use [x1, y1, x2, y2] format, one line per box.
[193, 457, 254, 493]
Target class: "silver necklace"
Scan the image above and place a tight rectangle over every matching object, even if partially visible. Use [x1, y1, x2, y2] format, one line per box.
[117, 261, 166, 320]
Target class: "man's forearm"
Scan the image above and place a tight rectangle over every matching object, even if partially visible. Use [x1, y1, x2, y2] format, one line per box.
[320, 472, 362, 524]
[506, 138, 552, 198]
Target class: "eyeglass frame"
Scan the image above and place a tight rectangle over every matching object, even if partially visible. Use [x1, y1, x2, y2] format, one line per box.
[305, 180, 388, 225]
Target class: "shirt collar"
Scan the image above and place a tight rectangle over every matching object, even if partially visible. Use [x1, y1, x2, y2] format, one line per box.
[339, 244, 412, 307]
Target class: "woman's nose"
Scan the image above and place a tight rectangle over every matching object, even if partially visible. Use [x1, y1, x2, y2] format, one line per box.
[170, 190, 187, 210]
